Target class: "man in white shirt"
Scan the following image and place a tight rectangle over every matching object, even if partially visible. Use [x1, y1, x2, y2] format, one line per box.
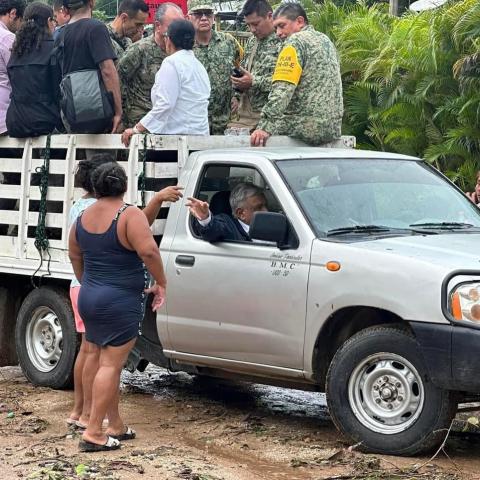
[121, 19, 210, 145]
[0, 0, 25, 135]
[186, 183, 268, 242]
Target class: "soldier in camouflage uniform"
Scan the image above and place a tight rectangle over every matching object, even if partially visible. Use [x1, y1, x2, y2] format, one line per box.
[251, 3, 343, 146]
[106, 0, 149, 61]
[118, 2, 183, 127]
[229, 0, 282, 129]
[188, 0, 243, 135]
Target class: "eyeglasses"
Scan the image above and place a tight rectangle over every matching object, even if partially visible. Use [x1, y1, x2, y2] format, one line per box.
[192, 10, 213, 18]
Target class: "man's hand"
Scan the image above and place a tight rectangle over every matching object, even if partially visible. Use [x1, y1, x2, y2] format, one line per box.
[466, 191, 478, 204]
[231, 97, 239, 114]
[111, 114, 122, 133]
[155, 186, 183, 203]
[250, 129, 270, 147]
[231, 66, 253, 92]
[145, 283, 166, 311]
[186, 197, 210, 221]
[122, 128, 134, 147]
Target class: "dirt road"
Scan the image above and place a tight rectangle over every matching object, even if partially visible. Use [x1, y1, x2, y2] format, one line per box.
[1, 365, 479, 480]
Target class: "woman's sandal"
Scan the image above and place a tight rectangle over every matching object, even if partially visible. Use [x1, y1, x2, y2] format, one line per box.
[66, 418, 87, 430]
[79, 435, 121, 452]
[109, 426, 136, 441]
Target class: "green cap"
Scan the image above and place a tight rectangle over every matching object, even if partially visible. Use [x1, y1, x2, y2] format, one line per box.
[188, 0, 215, 13]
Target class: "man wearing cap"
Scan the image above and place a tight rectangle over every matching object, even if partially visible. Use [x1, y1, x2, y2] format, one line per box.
[251, 3, 343, 147]
[228, 0, 281, 132]
[118, 2, 183, 127]
[188, 0, 243, 135]
[107, 0, 149, 61]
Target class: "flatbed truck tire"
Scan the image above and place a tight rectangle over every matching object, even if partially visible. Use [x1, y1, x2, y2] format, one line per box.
[326, 325, 458, 456]
[15, 286, 78, 389]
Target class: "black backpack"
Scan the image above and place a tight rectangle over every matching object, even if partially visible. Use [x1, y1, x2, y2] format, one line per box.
[56, 28, 114, 134]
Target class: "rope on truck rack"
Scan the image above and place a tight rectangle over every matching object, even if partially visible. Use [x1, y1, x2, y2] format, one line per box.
[138, 133, 148, 209]
[31, 134, 52, 287]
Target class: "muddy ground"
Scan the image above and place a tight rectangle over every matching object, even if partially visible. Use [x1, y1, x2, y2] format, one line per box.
[1, 365, 480, 480]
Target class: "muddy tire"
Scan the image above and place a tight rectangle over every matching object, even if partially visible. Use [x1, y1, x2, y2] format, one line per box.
[326, 325, 457, 456]
[15, 286, 78, 389]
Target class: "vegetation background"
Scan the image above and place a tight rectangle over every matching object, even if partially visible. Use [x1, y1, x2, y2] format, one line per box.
[305, 0, 480, 191]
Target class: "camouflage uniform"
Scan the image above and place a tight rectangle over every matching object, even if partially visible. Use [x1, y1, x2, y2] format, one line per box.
[193, 30, 243, 135]
[117, 35, 167, 127]
[238, 32, 282, 114]
[106, 23, 132, 62]
[258, 26, 343, 145]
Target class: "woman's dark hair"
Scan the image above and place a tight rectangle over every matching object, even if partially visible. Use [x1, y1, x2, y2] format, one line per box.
[92, 162, 128, 198]
[11, 2, 52, 58]
[74, 154, 115, 194]
[62, 0, 89, 12]
[167, 19, 195, 50]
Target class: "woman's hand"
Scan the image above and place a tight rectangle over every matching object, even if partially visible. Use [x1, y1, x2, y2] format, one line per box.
[145, 283, 166, 311]
[122, 128, 135, 147]
[156, 186, 183, 204]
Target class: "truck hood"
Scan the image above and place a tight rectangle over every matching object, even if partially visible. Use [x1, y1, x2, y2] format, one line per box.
[350, 233, 480, 270]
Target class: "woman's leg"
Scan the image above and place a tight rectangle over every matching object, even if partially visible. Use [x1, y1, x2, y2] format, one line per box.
[68, 334, 87, 421]
[78, 340, 100, 427]
[82, 338, 136, 445]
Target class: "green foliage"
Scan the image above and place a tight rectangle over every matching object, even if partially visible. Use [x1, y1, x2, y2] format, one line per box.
[306, 0, 480, 190]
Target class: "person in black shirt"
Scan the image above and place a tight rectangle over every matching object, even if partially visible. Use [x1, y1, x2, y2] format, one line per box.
[6, 2, 63, 137]
[56, 0, 122, 133]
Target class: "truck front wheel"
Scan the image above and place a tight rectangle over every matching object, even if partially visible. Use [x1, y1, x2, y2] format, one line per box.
[15, 286, 78, 389]
[326, 326, 457, 456]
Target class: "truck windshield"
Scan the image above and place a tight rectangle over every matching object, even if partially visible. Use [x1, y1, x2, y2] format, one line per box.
[276, 158, 480, 238]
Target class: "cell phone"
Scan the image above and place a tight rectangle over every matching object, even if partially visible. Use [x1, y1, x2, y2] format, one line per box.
[231, 67, 243, 78]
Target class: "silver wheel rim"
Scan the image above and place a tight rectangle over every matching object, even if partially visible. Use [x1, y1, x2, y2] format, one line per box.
[348, 352, 425, 435]
[25, 307, 63, 372]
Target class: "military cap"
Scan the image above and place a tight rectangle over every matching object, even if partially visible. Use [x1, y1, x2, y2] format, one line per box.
[188, 0, 215, 13]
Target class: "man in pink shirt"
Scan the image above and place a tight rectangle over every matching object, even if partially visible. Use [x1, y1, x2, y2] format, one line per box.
[0, 0, 25, 134]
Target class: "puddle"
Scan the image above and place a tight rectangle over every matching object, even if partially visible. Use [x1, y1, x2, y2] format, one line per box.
[121, 364, 329, 421]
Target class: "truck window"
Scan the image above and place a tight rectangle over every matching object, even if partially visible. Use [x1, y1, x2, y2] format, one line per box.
[189, 163, 285, 243]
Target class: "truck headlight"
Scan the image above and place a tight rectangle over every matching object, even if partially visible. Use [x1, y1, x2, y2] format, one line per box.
[451, 283, 480, 323]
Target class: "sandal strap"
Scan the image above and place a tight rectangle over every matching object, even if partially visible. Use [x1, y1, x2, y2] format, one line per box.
[105, 436, 121, 447]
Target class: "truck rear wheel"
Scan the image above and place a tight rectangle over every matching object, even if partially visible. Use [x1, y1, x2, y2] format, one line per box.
[326, 326, 457, 456]
[15, 286, 78, 389]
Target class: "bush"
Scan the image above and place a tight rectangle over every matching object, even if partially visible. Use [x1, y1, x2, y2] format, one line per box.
[306, 0, 480, 190]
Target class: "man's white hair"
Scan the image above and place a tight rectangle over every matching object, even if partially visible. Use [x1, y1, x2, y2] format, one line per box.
[229, 182, 264, 215]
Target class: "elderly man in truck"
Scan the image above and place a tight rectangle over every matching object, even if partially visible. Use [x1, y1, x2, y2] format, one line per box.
[186, 182, 267, 242]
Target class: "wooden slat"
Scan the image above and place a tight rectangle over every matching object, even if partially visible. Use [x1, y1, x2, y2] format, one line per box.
[0, 235, 16, 257]
[0, 210, 19, 225]
[0, 158, 24, 172]
[28, 212, 63, 228]
[152, 219, 166, 236]
[26, 238, 68, 263]
[0, 184, 21, 199]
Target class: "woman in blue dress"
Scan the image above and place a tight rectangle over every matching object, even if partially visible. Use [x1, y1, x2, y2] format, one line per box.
[69, 162, 167, 452]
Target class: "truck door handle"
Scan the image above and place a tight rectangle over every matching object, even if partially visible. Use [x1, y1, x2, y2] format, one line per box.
[175, 255, 195, 266]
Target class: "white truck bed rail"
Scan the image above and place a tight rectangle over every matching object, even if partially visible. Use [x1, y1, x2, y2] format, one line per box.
[0, 134, 355, 279]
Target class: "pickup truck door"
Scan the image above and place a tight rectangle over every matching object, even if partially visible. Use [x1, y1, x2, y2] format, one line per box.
[163, 161, 313, 371]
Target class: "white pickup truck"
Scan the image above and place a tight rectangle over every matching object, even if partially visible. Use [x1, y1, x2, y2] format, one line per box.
[1, 133, 479, 457]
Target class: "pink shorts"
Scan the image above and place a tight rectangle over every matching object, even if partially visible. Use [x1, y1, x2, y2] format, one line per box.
[70, 286, 85, 333]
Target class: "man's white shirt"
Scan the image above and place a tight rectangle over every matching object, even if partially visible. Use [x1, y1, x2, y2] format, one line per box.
[141, 49, 210, 135]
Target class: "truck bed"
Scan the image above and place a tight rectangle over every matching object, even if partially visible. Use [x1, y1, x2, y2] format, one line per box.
[0, 134, 354, 280]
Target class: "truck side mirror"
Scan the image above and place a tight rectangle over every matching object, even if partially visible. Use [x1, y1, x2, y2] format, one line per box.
[250, 212, 288, 248]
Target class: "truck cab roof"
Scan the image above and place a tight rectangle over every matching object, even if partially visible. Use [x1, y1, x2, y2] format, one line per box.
[189, 148, 421, 165]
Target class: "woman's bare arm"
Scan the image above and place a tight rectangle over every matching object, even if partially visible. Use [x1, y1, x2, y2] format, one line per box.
[68, 223, 84, 283]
